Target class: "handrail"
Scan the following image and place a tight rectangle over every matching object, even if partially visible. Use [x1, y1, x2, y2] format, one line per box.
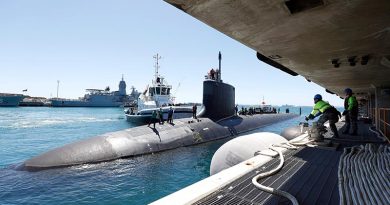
[378, 108, 390, 142]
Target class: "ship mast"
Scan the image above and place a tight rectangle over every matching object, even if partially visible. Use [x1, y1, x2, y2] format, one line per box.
[218, 51, 222, 82]
[56, 80, 60, 99]
[153, 54, 161, 81]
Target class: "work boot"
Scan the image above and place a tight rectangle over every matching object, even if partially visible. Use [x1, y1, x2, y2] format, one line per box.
[343, 123, 351, 134]
[317, 124, 327, 131]
[330, 124, 339, 138]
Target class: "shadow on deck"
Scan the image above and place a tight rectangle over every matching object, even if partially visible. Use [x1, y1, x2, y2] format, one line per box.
[325, 120, 386, 148]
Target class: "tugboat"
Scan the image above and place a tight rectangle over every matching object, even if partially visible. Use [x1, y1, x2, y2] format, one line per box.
[125, 54, 193, 124]
[259, 97, 276, 113]
[50, 76, 139, 107]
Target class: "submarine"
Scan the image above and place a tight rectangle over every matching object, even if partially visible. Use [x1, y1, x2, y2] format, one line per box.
[22, 55, 298, 171]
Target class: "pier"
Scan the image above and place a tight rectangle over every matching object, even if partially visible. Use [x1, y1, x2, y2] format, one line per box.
[152, 120, 389, 205]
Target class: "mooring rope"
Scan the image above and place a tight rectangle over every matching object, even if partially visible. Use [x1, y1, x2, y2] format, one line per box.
[251, 135, 312, 205]
[251, 147, 299, 205]
[338, 144, 390, 205]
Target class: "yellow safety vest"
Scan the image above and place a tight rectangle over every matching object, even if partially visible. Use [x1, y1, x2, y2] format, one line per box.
[311, 100, 331, 116]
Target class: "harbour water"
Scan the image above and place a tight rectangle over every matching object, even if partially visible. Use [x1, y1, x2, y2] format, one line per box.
[1, 107, 312, 205]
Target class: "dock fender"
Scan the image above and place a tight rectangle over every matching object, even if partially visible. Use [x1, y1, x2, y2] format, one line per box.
[210, 132, 287, 175]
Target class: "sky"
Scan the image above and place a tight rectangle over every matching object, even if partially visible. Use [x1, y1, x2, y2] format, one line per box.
[0, 0, 344, 106]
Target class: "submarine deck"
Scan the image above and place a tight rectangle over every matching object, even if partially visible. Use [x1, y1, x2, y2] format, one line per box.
[23, 113, 298, 170]
[176, 121, 388, 205]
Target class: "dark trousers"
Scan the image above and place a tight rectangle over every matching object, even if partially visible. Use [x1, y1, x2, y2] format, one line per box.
[317, 111, 339, 137]
[168, 114, 173, 123]
[344, 111, 358, 134]
[159, 116, 164, 124]
[148, 118, 156, 128]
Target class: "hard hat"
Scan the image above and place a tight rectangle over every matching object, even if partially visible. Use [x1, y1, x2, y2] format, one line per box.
[314, 94, 322, 100]
[344, 88, 353, 94]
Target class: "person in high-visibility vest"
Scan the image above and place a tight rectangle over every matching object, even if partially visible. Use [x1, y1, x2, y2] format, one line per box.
[305, 94, 340, 138]
[342, 88, 358, 135]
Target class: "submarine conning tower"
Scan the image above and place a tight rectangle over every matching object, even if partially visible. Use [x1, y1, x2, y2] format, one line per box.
[200, 52, 235, 121]
[202, 80, 235, 121]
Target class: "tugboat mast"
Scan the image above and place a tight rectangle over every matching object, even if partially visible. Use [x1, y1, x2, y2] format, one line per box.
[153, 54, 161, 81]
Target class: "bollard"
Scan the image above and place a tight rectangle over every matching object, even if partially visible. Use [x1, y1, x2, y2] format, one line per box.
[309, 122, 324, 142]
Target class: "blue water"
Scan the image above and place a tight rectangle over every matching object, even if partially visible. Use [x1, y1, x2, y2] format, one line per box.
[0, 107, 312, 205]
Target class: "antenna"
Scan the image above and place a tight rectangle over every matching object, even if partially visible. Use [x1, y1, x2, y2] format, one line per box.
[218, 51, 222, 81]
[56, 80, 60, 99]
[173, 82, 181, 99]
[153, 54, 161, 80]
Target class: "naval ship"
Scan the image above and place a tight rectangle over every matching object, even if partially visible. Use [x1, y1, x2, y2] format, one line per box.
[150, 1, 390, 205]
[50, 77, 139, 107]
[0, 93, 25, 106]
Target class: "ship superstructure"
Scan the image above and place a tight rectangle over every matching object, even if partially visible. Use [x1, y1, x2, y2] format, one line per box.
[51, 76, 138, 107]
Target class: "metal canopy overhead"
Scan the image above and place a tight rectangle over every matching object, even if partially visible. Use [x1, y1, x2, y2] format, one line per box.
[165, 0, 390, 98]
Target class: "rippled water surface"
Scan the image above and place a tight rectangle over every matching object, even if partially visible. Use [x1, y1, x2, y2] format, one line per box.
[0, 107, 311, 204]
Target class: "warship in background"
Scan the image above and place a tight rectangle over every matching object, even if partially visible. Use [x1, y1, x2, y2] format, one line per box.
[50, 76, 139, 107]
[0, 93, 25, 106]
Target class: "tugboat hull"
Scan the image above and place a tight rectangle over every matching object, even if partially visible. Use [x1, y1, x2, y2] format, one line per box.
[126, 106, 193, 124]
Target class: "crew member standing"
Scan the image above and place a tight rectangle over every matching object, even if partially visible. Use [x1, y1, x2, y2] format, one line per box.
[159, 108, 164, 124]
[342, 88, 358, 135]
[210, 69, 215, 80]
[148, 110, 157, 128]
[192, 104, 197, 119]
[168, 107, 174, 124]
[305, 94, 340, 138]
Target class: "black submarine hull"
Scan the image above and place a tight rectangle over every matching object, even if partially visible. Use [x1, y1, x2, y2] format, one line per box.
[23, 114, 297, 170]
